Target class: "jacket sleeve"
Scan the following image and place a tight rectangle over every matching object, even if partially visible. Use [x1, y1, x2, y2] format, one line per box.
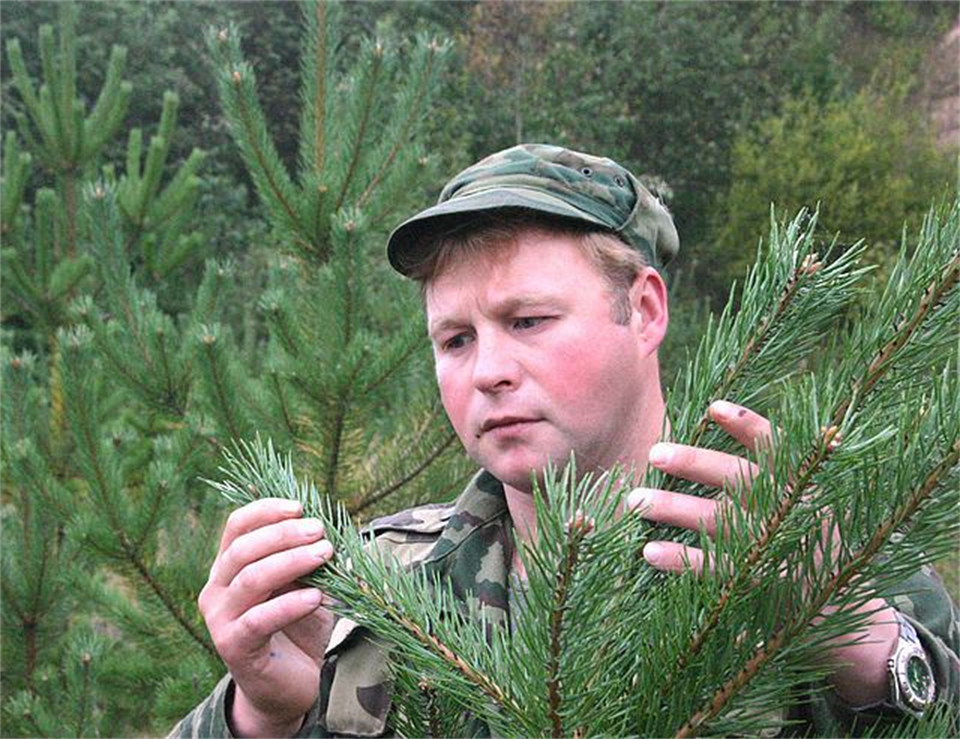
[165, 673, 329, 739]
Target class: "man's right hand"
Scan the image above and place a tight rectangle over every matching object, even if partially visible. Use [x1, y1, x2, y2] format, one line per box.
[198, 498, 337, 738]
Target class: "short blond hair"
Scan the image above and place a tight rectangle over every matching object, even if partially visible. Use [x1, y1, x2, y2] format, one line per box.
[409, 212, 647, 325]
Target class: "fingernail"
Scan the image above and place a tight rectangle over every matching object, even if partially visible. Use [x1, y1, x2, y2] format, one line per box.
[643, 542, 664, 565]
[648, 443, 672, 467]
[710, 400, 736, 421]
[300, 518, 325, 537]
[311, 541, 334, 562]
[281, 500, 302, 515]
[300, 588, 323, 606]
[627, 488, 653, 511]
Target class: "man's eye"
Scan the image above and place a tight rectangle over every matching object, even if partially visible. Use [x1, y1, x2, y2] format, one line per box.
[514, 316, 548, 330]
[442, 334, 469, 352]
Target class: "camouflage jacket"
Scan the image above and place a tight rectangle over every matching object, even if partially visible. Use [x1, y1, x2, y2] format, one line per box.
[170, 470, 960, 738]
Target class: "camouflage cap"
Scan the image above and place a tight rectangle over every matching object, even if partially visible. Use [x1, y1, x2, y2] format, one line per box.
[387, 143, 679, 275]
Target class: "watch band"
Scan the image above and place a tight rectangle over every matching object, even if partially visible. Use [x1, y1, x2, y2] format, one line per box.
[896, 610, 922, 648]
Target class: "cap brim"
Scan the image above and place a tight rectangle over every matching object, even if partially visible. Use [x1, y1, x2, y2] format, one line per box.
[387, 187, 610, 276]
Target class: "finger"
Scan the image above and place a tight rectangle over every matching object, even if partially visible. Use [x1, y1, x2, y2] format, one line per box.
[211, 517, 327, 586]
[218, 498, 304, 557]
[220, 587, 326, 662]
[708, 400, 774, 455]
[648, 442, 759, 491]
[643, 541, 708, 574]
[224, 540, 334, 618]
[627, 488, 723, 538]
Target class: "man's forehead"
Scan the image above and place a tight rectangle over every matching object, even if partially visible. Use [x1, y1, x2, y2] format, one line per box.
[424, 235, 594, 323]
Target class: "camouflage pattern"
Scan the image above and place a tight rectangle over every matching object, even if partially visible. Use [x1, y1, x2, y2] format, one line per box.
[386, 143, 680, 274]
[169, 470, 960, 737]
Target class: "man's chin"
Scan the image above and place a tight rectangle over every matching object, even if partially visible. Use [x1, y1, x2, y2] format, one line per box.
[478, 453, 565, 495]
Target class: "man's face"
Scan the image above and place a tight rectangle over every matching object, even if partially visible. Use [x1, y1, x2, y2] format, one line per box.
[426, 231, 665, 493]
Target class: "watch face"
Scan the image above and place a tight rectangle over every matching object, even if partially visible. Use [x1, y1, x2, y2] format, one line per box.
[906, 654, 934, 701]
[895, 646, 936, 712]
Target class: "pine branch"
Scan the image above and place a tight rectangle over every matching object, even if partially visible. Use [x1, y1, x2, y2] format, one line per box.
[18, 699, 46, 737]
[85, 185, 156, 369]
[324, 396, 349, 500]
[334, 218, 359, 346]
[61, 169, 78, 258]
[356, 40, 441, 209]
[125, 548, 216, 659]
[5, 40, 44, 132]
[84, 46, 130, 156]
[661, 237, 958, 696]
[153, 325, 185, 415]
[63, 331, 217, 659]
[131, 477, 170, 556]
[359, 330, 426, 396]
[344, 573, 519, 715]
[79, 313, 169, 409]
[209, 439, 524, 727]
[48, 334, 66, 451]
[664, 253, 823, 487]
[839, 251, 959, 421]
[334, 46, 384, 212]
[347, 429, 459, 515]
[0, 543, 48, 692]
[673, 438, 959, 739]
[320, 341, 365, 500]
[659, 425, 838, 698]
[228, 68, 313, 256]
[261, 290, 304, 359]
[269, 371, 298, 438]
[1, 132, 32, 232]
[548, 512, 592, 738]
[198, 329, 247, 443]
[75, 650, 91, 737]
[660, 212, 865, 503]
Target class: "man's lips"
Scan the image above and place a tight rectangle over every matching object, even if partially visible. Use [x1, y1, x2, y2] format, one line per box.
[479, 416, 540, 435]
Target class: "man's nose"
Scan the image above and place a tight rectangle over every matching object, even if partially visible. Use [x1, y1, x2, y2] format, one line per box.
[472, 332, 520, 394]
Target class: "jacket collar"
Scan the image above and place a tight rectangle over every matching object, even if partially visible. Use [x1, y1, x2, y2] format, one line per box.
[420, 469, 513, 628]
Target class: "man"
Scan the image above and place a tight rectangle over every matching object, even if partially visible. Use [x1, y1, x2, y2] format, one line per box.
[172, 144, 957, 737]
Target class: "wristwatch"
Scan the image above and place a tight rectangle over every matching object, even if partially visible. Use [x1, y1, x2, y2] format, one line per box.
[887, 610, 936, 717]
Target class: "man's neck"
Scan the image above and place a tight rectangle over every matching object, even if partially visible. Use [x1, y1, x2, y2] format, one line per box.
[503, 485, 537, 581]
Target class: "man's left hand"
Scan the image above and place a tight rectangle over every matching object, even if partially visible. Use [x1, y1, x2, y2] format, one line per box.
[626, 399, 899, 707]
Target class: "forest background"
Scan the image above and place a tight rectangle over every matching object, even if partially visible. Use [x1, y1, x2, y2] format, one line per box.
[1, 1, 957, 736]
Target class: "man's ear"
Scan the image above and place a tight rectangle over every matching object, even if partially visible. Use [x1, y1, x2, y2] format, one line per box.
[629, 266, 669, 355]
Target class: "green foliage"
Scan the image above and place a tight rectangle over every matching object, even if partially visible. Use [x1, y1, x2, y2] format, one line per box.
[1, 3, 206, 351]
[5, 4, 132, 173]
[1, 5, 469, 734]
[2, 31, 223, 737]
[705, 87, 955, 294]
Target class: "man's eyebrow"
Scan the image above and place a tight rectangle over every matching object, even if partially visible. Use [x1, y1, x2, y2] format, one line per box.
[427, 316, 464, 339]
[496, 294, 565, 313]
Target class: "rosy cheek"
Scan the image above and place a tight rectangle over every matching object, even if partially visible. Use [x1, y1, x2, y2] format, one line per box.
[546, 337, 625, 404]
[436, 368, 469, 430]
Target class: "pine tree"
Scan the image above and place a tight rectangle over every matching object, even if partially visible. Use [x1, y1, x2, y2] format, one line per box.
[215, 203, 960, 737]
[1, 2, 461, 734]
[1, 4, 218, 735]
[201, 3, 467, 515]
